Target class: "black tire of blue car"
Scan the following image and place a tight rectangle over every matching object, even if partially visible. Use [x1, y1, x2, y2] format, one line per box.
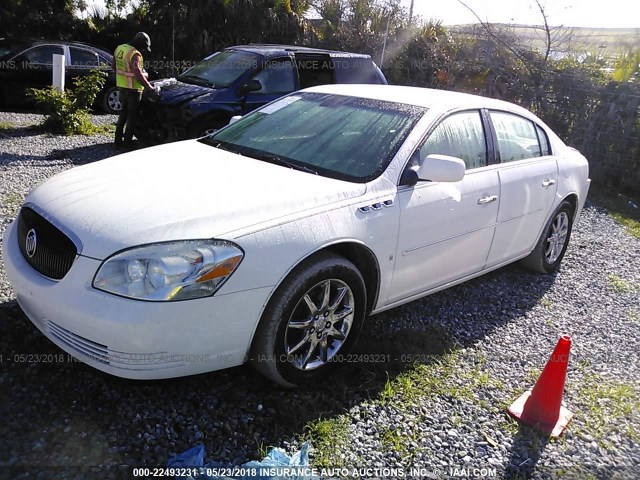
[250, 253, 367, 387]
[521, 200, 574, 274]
[190, 116, 229, 138]
[102, 86, 122, 114]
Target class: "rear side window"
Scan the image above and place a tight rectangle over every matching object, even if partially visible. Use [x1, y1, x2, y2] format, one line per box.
[418, 111, 488, 170]
[296, 55, 335, 88]
[70, 48, 99, 68]
[333, 57, 383, 84]
[491, 111, 543, 162]
[536, 124, 551, 156]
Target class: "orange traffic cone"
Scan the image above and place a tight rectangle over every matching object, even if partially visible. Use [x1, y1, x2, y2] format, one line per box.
[508, 335, 574, 437]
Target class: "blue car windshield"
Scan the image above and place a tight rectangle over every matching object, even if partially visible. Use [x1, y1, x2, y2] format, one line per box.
[201, 92, 426, 183]
[179, 50, 260, 88]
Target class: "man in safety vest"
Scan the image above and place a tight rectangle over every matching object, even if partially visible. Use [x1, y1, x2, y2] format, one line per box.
[114, 32, 155, 150]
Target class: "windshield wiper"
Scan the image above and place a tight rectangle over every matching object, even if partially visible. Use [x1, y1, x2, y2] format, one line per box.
[178, 74, 214, 88]
[203, 138, 239, 152]
[251, 153, 318, 175]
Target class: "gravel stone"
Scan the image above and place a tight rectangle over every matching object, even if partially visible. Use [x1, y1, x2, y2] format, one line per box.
[0, 112, 639, 479]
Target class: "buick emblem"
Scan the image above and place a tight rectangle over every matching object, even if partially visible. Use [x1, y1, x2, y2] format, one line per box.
[25, 229, 37, 258]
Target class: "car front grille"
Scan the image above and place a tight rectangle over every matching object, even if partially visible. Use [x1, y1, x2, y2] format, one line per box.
[17, 207, 78, 280]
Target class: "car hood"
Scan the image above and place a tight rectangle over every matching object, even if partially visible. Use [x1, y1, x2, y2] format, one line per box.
[152, 79, 216, 105]
[26, 141, 366, 259]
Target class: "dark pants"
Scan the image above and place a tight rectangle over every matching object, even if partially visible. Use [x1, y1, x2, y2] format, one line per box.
[115, 88, 143, 147]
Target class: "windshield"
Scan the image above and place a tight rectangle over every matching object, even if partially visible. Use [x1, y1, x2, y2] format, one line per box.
[201, 92, 426, 182]
[178, 50, 260, 88]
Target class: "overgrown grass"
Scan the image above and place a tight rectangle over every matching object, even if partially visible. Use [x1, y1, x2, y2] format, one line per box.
[607, 274, 635, 293]
[379, 351, 504, 407]
[380, 426, 410, 457]
[572, 375, 640, 445]
[589, 187, 640, 239]
[305, 416, 350, 467]
[0, 121, 17, 132]
[1, 191, 24, 217]
[539, 298, 554, 309]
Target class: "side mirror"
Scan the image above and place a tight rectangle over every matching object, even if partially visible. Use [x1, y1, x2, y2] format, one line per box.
[229, 115, 242, 125]
[239, 79, 262, 94]
[416, 154, 466, 183]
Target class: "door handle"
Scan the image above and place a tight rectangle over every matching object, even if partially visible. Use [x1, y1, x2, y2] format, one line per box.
[542, 179, 556, 187]
[477, 195, 498, 205]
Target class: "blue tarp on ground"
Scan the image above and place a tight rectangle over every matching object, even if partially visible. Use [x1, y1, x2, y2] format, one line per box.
[168, 441, 319, 480]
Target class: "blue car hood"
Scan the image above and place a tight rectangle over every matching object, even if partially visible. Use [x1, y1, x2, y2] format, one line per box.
[152, 80, 217, 105]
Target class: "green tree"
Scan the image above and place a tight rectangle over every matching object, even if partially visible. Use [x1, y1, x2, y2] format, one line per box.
[0, 0, 81, 39]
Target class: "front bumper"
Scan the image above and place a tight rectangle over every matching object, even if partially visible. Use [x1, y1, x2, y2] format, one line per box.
[2, 220, 271, 380]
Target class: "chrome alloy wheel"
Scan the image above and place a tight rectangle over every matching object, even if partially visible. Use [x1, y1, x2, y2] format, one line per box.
[545, 211, 569, 264]
[284, 279, 355, 371]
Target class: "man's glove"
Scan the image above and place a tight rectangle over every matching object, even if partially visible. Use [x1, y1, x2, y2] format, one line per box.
[145, 86, 161, 101]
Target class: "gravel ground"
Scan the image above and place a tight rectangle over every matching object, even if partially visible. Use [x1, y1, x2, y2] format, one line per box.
[0, 112, 639, 479]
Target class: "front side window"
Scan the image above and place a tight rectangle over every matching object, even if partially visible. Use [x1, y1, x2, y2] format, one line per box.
[23, 45, 64, 65]
[416, 111, 487, 170]
[202, 92, 426, 182]
[252, 61, 295, 94]
[491, 111, 542, 162]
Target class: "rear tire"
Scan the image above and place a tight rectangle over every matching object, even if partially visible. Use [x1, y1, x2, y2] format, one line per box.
[250, 253, 367, 387]
[521, 200, 574, 274]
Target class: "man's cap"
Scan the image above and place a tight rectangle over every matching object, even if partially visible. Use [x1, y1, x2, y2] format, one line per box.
[132, 32, 151, 52]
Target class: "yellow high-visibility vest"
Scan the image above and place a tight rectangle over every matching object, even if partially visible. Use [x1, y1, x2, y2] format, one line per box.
[114, 44, 143, 91]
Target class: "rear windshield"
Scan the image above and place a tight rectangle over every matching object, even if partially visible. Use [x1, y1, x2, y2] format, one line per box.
[202, 92, 426, 183]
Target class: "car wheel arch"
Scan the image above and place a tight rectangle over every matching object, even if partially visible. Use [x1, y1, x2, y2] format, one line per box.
[245, 240, 381, 358]
[563, 193, 579, 220]
[531, 192, 578, 251]
[188, 111, 233, 137]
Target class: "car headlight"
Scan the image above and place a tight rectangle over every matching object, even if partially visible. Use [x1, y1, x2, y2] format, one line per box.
[93, 240, 244, 301]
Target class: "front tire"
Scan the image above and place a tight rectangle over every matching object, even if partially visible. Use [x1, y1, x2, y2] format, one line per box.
[190, 117, 228, 138]
[521, 200, 574, 274]
[250, 253, 367, 387]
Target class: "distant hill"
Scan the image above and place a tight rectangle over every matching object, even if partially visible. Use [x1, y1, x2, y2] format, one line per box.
[450, 24, 640, 59]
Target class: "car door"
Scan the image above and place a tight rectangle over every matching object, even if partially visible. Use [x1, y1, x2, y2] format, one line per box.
[387, 110, 500, 305]
[68, 47, 100, 84]
[243, 58, 297, 114]
[18, 45, 66, 92]
[295, 53, 335, 88]
[485, 111, 558, 266]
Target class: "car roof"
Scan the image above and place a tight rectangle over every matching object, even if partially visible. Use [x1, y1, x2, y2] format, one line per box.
[228, 44, 371, 59]
[4, 40, 113, 59]
[304, 84, 536, 118]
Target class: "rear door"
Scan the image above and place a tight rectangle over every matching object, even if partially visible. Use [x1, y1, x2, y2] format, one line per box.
[485, 111, 558, 266]
[295, 53, 335, 88]
[68, 47, 100, 83]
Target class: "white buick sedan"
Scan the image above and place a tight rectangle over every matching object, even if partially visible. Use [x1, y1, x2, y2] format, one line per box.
[3, 85, 590, 386]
